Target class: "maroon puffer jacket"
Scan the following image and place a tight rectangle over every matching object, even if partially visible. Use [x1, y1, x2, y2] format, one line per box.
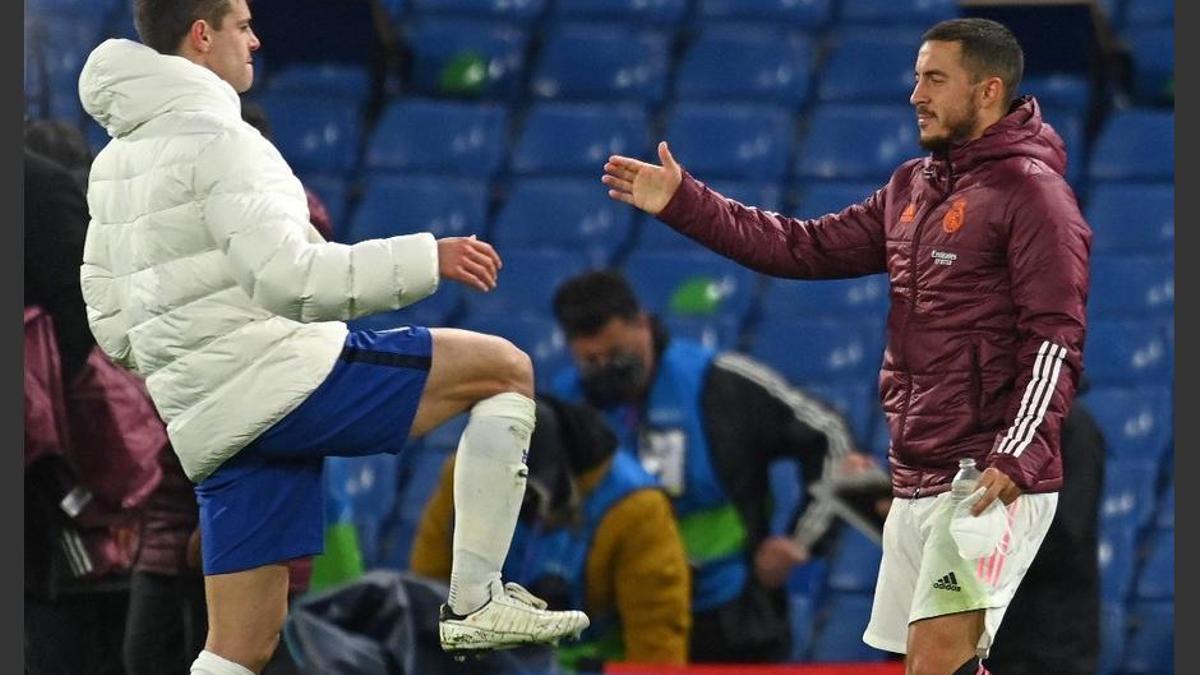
[657, 97, 1091, 498]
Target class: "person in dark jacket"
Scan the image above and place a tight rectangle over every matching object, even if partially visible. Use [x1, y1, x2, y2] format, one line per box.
[987, 392, 1105, 674]
[549, 270, 870, 664]
[601, 17, 1091, 675]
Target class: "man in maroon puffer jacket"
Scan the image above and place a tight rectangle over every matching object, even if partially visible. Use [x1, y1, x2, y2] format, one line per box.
[602, 18, 1090, 675]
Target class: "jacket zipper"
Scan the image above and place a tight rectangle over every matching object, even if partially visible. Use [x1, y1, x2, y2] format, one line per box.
[897, 166, 953, 458]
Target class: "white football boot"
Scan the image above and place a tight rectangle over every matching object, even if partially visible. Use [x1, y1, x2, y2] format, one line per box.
[439, 579, 590, 654]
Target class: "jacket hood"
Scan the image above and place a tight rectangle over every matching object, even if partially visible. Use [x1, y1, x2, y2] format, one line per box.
[934, 96, 1068, 177]
[79, 39, 241, 138]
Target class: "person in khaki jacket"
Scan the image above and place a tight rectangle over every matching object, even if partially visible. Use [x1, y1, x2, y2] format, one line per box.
[412, 395, 691, 669]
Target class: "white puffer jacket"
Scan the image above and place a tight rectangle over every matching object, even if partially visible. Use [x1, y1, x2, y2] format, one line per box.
[79, 40, 439, 482]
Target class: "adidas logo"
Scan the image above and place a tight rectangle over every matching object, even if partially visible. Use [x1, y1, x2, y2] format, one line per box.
[932, 572, 962, 592]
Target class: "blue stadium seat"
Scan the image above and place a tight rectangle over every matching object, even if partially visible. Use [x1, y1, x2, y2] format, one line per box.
[25, 16, 102, 119]
[838, 0, 957, 24]
[1100, 459, 1158, 533]
[1088, 255, 1174, 317]
[1023, 73, 1091, 112]
[696, 0, 833, 28]
[750, 319, 882, 382]
[1125, 27, 1174, 104]
[622, 250, 759, 321]
[256, 93, 362, 174]
[762, 275, 890, 320]
[797, 182, 880, 217]
[804, 382, 878, 445]
[1135, 529, 1173, 599]
[403, 19, 530, 99]
[665, 103, 793, 180]
[464, 250, 589, 318]
[869, 418, 891, 460]
[1081, 386, 1172, 462]
[827, 528, 882, 592]
[797, 105, 921, 181]
[1121, 602, 1174, 674]
[819, 29, 920, 103]
[531, 23, 670, 103]
[663, 315, 741, 352]
[676, 27, 815, 106]
[458, 315, 572, 388]
[326, 454, 401, 566]
[1083, 319, 1172, 384]
[1124, 0, 1173, 25]
[1098, 521, 1137, 603]
[1085, 183, 1173, 254]
[345, 175, 488, 243]
[511, 103, 648, 175]
[27, 0, 120, 12]
[1089, 109, 1174, 181]
[265, 63, 371, 100]
[296, 174, 349, 237]
[1098, 602, 1127, 675]
[636, 180, 783, 251]
[551, 0, 687, 26]
[366, 100, 507, 177]
[491, 178, 636, 267]
[1038, 106, 1086, 186]
[407, 0, 546, 24]
[811, 592, 886, 662]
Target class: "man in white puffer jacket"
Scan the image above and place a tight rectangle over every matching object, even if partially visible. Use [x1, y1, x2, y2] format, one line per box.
[78, 1, 588, 673]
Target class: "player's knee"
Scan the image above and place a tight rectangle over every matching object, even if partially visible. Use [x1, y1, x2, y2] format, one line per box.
[246, 631, 281, 673]
[491, 339, 534, 397]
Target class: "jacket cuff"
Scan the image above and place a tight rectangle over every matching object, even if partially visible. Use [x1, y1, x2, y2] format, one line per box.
[655, 172, 705, 231]
[985, 450, 1031, 491]
[387, 232, 440, 308]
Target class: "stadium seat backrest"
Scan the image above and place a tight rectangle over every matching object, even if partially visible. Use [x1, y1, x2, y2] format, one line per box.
[838, 0, 958, 25]
[662, 315, 741, 352]
[404, 19, 530, 99]
[464, 250, 589, 318]
[796, 182, 881, 218]
[1135, 529, 1173, 600]
[665, 102, 794, 180]
[677, 27, 815, 106]
[299, 174, 349, 234]
[749, 318, 883, 382]
[1125, 26, 1174, 105]
[811, 592, 887, 662]
[802, 382, 879, 444]
[551, 0, 688, 26]
[622, 250, 759, 321]
[492, 178, 636, 267]
[1022, 73, 1091, 112]
[1124, 0, 1173, 26]
[511, 102, 648, 175]
[531, 24, 670, 103]
[1097, 520, 1137, 603]
[366, 100, 508, 177]
[762, 275, 890, 320]
[1083, 318, 1172, 384]
[1088, 255, 1174, 317]
[458, 315, 572, 388]
[1081, 386, 1172, 462]
[346, 174, 488, 243]
[797, 105, 921, 181]
[1100, 459, 1158, 534]
[696, 0, 833, 28]
[826, 527, 883, 593]
[1089, 110, 1174, 181]
[265, 63, 371, 101]
[819, 29, 920, 103]
[1085, 182, 1173, 254]
[408, 0, 547, 24]
[257, 93, 362, 173]
[1121, 601, 1174, 674]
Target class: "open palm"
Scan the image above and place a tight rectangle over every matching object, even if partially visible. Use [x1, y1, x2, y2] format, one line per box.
[602, 141, 684, 215]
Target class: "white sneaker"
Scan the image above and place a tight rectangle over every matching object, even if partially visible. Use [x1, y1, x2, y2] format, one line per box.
[439, 580, 590, 654]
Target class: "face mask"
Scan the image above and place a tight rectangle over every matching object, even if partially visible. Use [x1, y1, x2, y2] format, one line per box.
[579, 351, 646, 408]
[949, 487, 1012, 560]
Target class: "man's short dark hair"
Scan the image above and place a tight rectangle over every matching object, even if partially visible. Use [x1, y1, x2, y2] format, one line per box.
[134, 0, 234, 54]
[922, 18, 1024, 100]
[552, 270, 642, 339]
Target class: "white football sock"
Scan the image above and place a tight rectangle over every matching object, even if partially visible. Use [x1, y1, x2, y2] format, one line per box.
[447, 392, 535, 615]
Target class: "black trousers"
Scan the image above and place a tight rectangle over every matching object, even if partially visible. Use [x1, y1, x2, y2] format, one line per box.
[123, 571, 208, 675]
[26, 588, 130, 675]
[689, 578, 791, 664]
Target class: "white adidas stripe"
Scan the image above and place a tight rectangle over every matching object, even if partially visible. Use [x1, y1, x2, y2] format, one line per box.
[998, 341, 1066, 457]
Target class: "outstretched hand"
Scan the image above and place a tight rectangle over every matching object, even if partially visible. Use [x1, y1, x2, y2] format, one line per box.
[602, 141, 684, 215]
[437, 236, 502, 292]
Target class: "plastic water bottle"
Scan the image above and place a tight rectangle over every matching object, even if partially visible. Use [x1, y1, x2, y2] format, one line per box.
[951, 458, 982, 504]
